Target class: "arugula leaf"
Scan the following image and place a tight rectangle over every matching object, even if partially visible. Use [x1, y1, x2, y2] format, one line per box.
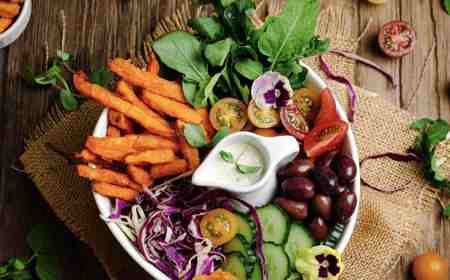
[443, 204, 450, 218]
[236, 163, 261, 174]
[205, 38, 233, 67]
[90, 67, 113, 87]
[8, 258, 26, 271]
[193, 80, 210, 108]
[231, 71, 250, 103]
[220, 0, 235, 7]
[211, 128, 230, 146]
[182, 79, 198, 106]
[258, 0, 319, 69]
[36, 255, 62, 280]
[59, 89, 79, 111]
[219, 150, 235, 163]
[184, 124, 207, 148]
[230, 45, 259, 62]
[234, 58, 263, 80]
[443, 0, 450, 14]
[189, 16, 225, 42]
[153, 31, 209, 82]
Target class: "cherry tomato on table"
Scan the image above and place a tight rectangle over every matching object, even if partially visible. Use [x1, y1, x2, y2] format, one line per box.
[209, 98, 248, 132]
[378, 20, 416, 58]
[200, 208, 238, 247]
[412, 252, 448, 280]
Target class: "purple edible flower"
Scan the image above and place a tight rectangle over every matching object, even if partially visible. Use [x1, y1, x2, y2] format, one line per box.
[252, 71, 293, 110]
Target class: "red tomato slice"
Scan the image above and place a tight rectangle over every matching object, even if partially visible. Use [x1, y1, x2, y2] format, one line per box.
[314, 88, 340, 126]
[304, 120, 349, 158]
[280, 103, 310, 140]
[378, 20, 416, 58]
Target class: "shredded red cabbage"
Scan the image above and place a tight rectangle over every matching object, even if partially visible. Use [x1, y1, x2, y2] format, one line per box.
[109, 198, 129, 219]
[319, 55, 357, 122]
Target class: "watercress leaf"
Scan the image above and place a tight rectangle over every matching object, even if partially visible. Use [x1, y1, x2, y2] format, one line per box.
[193, 80, 210, 108]
[8, 258, 26, 271]
[90, 67, 113, 87]
[258, 0, 319, 68]
[230, 45, 259, 62]
[189, 16, 225, 42]
[410, 118, 435, 131]
[300, 36, 330, 58]
[234, 58, 263, 80]
[153, 31, 209, 82]
[36, 255, 62, 280]
[34, 75, 57, 86]
[231, 71, 250, 103]
[182, 79, 198, 106]
[211, 128, 230, 146]
[220, 0, 235, 8]
[56, 50, 73, 63]
[27, 224, 65, 255]
[0, 265, 7, 274]
[443, 0, 450, 15]
[59, 89, 79, 111]
[219, 150, 235, 163]
[443, 204, 450, 218]
[236, 163, 261, 174]
[289, 66, 308, 90]
[204, 38, 233, 67]
[9, 271, 33, 280]
[426, 119, 450, 146]
[184, 124, 207, 148]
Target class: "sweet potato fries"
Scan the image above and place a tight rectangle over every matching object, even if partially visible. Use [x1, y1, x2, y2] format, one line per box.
[74, 56, 212, 201]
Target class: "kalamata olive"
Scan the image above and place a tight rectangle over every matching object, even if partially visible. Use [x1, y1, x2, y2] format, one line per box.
[308, 216, 329, 241]
[336, 185, 348, 195]
[312, 194, 332, 221]
[336, 155, 357, 183]
[315, 151, 338, 168]
[335, 191, 357, 222]
[281, 177, 316, 201]
[310, 167, 339, 196]
[275, 197, 308, 220]
[278, 159, 314, 180]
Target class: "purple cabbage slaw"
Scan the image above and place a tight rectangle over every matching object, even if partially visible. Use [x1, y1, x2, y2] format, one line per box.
[107, 184, 267, 280]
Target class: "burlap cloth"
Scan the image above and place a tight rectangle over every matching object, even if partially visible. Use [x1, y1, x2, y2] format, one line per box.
[20, 1, 439, 279]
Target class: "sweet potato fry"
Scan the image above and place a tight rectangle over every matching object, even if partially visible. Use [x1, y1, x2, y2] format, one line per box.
[127, 165, 154, 188]
[107, 126, 121, 137]
[147, 53, 160, 75]
[108, 110, 134, 134]
[77, 165, 142, 191]
[175, 120, 201, 170]
[108, 58, 187, 103]
[124, 149, 176, 165]
[74, 149, 98, 162]
[116, 80, 162, 119]
[0, 18, 12, 32]
[92, 182, 138, 201]
[73, 72, 174, 138]
[0, 2, 20, 18]
[150, 159, 188, 179]
[142, 92, 202, 124]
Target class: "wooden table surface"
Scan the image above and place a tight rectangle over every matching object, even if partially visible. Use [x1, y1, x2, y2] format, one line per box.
[0, 0, 448, 279]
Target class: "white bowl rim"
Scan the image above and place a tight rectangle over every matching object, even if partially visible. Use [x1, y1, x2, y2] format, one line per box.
[0, 0, 31, 41]
[91, 65, 360, 279]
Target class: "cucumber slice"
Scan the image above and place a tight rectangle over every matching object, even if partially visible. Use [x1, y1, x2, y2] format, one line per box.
[256, 204, 289, 244]
[236, 214, 255, 243]
[223, 254, 247, 280]
[250, 261, 262, 280]
[284, 223, 315, 268]
[263, 243, 289, 280]
[224, 235, 249, 257]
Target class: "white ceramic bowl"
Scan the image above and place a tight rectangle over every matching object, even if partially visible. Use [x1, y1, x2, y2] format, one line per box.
[0, 0, 31, 49]
[91, 64, 360, 279]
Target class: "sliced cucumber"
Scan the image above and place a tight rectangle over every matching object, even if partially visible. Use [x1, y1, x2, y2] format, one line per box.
[249, 261, 262, 280]
[223, 254, 247, 280]
[256, 204, 289, 244]
[263, 243, 289, 280]
[284, 223, 315, 268]
[235, 214, 255, 243]
[224, 235, 249, 257]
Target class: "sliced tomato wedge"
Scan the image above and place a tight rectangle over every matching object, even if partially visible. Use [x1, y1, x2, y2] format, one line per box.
[314, 88, 340, 126]
[304, 120, 349, 158]
[280, 103, 310, 140]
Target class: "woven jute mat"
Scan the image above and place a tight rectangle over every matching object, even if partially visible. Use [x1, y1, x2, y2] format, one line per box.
[20, 1, 439, 279]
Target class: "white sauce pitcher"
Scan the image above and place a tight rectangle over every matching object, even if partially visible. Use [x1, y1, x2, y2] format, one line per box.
[191, 132, 299, 206]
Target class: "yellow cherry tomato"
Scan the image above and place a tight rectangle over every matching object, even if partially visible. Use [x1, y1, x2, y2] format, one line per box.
[209, 98, 248, 132]
[412, 252, 448, 280]
[200, 208, 238, 247]
[247, 99, 280, 128]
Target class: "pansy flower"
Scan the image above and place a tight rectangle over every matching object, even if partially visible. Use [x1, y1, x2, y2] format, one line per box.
[251, 72, 293, 110]
[295, 246, 344, 280]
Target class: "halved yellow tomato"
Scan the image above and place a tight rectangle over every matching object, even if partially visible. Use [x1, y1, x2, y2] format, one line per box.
[200, 208, 238, 247]
[209, 98, 248, 132]
[291, 88, 321, 123]
[247, 100, 280, 128]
